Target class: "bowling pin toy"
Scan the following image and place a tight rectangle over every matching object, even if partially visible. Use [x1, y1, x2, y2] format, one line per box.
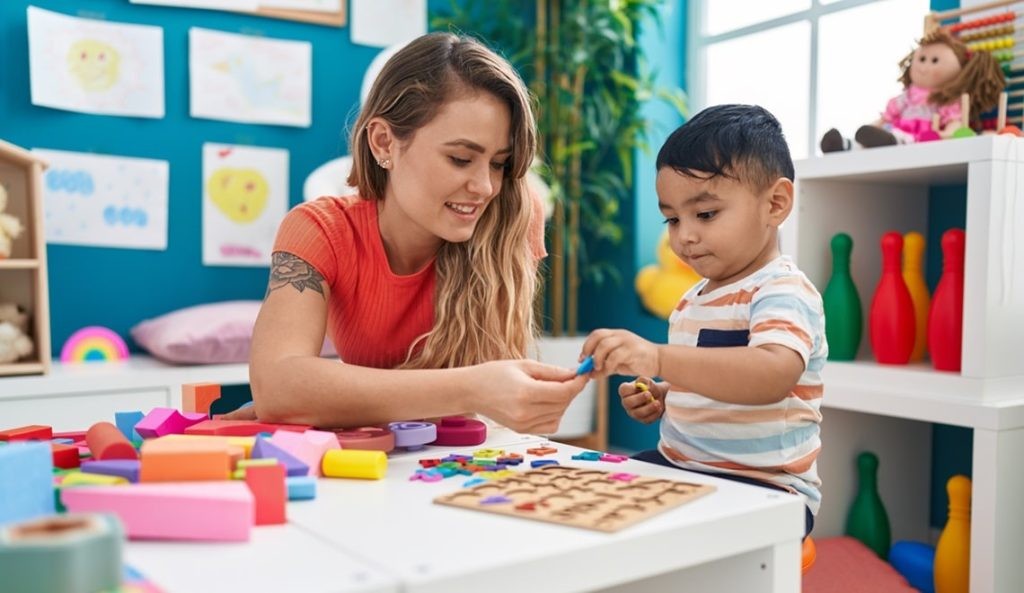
[869, 232, 915, 364]
[928, 229, 966, 372]
[934, 475, 971, 593]
[823, 233, 863, 360]
[845, 451, 891, 559]
[902, 232, 930, 362]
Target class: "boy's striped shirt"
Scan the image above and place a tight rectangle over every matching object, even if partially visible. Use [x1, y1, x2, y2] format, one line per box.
[660, 256, 827, 514]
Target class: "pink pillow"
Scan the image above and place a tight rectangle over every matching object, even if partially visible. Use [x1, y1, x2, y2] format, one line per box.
[131, 301, 336, 364]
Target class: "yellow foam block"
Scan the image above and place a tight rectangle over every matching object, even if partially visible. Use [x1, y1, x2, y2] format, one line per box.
[60, 472, 129, 487]
[321, 449, 387, 480]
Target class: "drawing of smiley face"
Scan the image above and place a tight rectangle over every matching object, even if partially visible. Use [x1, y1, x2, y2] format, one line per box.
[207, 168, 269, 224]
[67, 39, 121, 92]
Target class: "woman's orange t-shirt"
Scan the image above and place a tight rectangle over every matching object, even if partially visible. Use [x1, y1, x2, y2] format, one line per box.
[272, 195, 546, 369]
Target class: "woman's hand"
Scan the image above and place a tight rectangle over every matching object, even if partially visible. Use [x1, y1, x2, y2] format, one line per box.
[580, 328, 660, 379]
[618, 377, 667, 424]
[471, 359, 589, 434]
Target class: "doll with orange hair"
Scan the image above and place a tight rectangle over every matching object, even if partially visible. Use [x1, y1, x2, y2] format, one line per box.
[821, 30, 1005, 152]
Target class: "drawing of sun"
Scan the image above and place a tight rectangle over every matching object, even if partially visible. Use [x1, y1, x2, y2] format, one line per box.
[207, 168, 270, 223]
[67, 39, 121, 92]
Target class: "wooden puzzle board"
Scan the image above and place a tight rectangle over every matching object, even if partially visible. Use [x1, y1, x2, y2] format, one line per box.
[434, 465, 716, 533]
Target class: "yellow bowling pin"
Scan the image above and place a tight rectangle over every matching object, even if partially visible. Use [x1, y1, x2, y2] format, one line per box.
[902, 232, 930, 362]
[934, 475, 971, 593]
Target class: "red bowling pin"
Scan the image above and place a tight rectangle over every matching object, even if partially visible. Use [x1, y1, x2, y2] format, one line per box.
[869, 232, 915, 364]
[928, 229, 966, 372]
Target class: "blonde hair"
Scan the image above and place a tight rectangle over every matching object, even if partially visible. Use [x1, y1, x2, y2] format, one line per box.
[348, 32, 539, 369]
[898, 30, 1005, 125]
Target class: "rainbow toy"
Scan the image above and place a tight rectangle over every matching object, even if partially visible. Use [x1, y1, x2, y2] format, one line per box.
[60, 326, 129, 363]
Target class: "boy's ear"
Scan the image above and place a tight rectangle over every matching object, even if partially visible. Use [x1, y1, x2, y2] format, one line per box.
[365, 117, 395, 162]
[765, 177, 794, 226]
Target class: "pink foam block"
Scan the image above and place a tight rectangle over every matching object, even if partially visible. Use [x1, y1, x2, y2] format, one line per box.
[268, 430, 339, 477]
[62, 482, 254, 542]
[134, 408, 208, 438]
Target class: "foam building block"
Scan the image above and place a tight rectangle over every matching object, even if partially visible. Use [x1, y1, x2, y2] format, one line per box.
[244, 463, 286, 525]
[86, 422, 138, 460]
[286, 476, 316, 501]
[0, 442, 55, 526]
[51, 431, 87, 442]
[322, 449, 387, 480]
[268, 430, 339, 477]
[60, 472, 128, 487]
[184, 419, 311, 437]
[62, 482, 254, 542]
[0, 425, 53, 442]
[432, 416, 487, 446]
[252, 437, 309, 477]
[181, 383, 221, 416]
[158, 434, 255, 459]
[114, 411, 145, 442]
[134, 408, 207, 439]
[51, 443, 80, 470]
[139, 437, 234, 482]
[0, 513, 123, 593]
[81, 460, 141, 483]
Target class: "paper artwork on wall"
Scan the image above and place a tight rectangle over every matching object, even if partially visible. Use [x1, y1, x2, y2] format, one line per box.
[260, 0, 341, 11]
[189, 28, 312, 128]
[202, 143, 288, 267]
[27, 7, 165, 119]
[130, 0, 260, 9]
[33, 149, 169, 251]
[350, 0, 426, 48]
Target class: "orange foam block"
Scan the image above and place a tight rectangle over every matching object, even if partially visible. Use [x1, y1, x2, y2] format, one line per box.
[244, 463, 286, 525]
[139, 436, 234, 482]
[184, 419, 312, 437]
[0, 425, 53, 442]
[268, 430, 340, 477]
[62, 482, 253, 542]
[134, 408, 208, 439]
[86, 422, 138, 460]
[181, 383, 221, 416]
[158, 434, 254, 460]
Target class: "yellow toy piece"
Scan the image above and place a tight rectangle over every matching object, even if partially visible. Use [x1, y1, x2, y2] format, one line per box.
[321, 449, 387, 480]
[635, 231, 701, 319]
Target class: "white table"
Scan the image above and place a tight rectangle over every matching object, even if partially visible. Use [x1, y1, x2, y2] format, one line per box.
[120, 429, 803, 593]
[288, 435, 805, 593]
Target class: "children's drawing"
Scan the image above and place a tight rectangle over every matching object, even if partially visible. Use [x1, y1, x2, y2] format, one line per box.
[34, 149, 169, 250]
[189, 28, 311, 128]
[202, 143, 288, 267]
[350, 0, 426, 48]
[28, 7, 164, 118]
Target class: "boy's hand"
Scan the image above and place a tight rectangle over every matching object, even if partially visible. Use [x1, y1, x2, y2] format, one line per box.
[618, 377, 666, 424]
[580, 329, 660, 379]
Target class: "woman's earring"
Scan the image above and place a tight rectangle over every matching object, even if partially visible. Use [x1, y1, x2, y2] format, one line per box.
[377, 158, 391, 169]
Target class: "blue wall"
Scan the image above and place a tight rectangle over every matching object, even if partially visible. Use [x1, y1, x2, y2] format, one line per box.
[0, 0, 375, 355]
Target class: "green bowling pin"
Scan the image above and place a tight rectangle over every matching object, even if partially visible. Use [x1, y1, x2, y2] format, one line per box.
[845, 451, 891, 559]
[823, 233, 863, 360]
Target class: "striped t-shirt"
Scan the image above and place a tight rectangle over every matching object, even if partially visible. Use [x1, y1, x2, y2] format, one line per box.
[658, 256, 827, 514]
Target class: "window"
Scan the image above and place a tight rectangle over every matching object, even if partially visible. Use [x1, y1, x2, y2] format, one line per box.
[689, 0, 930, 159]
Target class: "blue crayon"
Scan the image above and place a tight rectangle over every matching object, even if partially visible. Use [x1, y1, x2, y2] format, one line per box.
[576, 355, 594, 375]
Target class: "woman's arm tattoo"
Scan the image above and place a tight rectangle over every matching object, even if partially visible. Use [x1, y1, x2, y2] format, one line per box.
[267, 252, 326, 299]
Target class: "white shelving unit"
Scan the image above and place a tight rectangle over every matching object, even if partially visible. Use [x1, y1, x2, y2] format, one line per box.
[787, 136, 1024, 593]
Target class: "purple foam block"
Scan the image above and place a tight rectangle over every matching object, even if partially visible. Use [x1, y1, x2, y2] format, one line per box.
[81, 459, 141, 483]
[252, 437, 310, 477]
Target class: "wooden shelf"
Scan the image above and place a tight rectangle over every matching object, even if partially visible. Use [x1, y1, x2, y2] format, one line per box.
[0, 361, 45, 377]
[0, 259, 40, 270]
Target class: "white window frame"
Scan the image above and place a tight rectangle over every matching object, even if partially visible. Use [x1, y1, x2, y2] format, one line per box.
[687, 0, 921, 156]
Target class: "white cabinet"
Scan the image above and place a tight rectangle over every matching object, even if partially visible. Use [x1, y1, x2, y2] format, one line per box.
[788, 136, 1024, 593]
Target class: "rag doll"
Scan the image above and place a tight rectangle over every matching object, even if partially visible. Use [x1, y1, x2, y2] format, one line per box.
[822, 30, 1005, 152]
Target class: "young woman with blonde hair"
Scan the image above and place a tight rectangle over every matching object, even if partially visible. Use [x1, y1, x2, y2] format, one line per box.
[238, 32, 587, 432]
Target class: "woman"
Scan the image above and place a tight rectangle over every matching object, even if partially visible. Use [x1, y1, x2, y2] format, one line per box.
[243, 33, 587, 433]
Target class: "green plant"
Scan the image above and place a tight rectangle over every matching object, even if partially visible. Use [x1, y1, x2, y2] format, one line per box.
[432, 0, 686, 335]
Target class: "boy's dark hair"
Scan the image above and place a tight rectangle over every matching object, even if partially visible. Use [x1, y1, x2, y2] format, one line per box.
[656, 104, 794, 190]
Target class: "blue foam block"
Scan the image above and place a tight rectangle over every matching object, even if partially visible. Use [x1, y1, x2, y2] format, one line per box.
[114, 411, 145, 441]
[286, 476, 317, 500]
[0, 442, 55, 526]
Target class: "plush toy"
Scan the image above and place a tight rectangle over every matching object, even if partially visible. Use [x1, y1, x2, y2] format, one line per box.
[0, 303, 33, 363]
[0, 183, 24, 259]
[635, 230, 702, 319]
[821, 30, 1005, 152]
